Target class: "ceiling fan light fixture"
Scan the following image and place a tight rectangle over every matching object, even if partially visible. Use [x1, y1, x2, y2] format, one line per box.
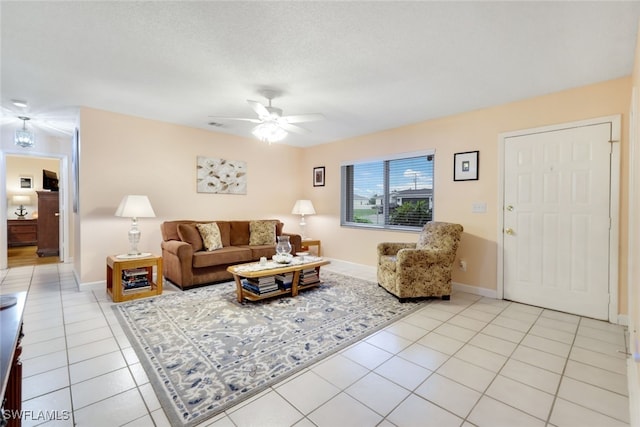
[252, 122, 287, 144]
[15, 116, 35, 148]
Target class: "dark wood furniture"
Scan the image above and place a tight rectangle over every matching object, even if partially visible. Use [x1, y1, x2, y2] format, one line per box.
[7, 219, 37, 247]
[36, 191, 59, 257]
[1, 292, 26, 427]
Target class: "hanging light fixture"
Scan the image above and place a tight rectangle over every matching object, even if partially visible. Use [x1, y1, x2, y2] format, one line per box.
[15, 116, 35, 148]
[252, 122, 287, 144]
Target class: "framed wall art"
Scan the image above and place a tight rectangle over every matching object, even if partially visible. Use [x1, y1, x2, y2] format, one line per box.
[19, 176, 33, 189]
[197, 156, 247, 194]
[313, 166, 325, 187]
[454, 151, 479, 181]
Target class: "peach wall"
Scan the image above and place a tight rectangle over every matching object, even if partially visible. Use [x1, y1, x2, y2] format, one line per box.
[77, 107, 304, 284]
[301, 78, 631, 308]
[77, 78, 632, 317]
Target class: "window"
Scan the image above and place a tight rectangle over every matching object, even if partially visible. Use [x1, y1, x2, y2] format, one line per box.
[341, 151, 434, 230]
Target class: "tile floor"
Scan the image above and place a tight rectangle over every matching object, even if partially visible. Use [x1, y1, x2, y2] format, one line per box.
[0, 260, 631, 427]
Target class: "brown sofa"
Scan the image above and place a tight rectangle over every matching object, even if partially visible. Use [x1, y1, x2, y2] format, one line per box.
[160, 219, 302, 289]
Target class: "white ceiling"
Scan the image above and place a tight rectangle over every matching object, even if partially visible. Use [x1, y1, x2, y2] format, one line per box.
[2, 1, 640, 147]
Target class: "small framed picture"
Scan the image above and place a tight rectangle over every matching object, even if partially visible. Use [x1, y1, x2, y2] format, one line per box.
[19, 176, 33, 189]
[454, 151, 479, 181]
[313, 166, 325, 187]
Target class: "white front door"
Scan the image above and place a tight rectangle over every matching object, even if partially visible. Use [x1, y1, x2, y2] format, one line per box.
[503, 121, 615, 319]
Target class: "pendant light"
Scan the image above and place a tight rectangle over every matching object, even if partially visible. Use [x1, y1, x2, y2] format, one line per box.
[15, 116, 35, 148]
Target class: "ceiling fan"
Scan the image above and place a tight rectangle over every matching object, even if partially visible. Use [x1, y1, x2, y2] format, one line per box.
[209, 96, 324, 143]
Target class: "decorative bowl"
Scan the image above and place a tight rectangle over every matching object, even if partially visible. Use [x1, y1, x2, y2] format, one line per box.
[273, 254, 293, 264]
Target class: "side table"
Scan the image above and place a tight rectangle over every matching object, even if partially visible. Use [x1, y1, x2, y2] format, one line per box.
[106, 254, 163, 302]
[301, 239, 321, 257]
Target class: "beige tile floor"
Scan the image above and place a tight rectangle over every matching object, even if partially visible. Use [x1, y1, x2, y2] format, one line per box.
[0, 260, 631, 427]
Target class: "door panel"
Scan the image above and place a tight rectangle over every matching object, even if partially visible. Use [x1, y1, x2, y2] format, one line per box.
[504, 123, 611, 319]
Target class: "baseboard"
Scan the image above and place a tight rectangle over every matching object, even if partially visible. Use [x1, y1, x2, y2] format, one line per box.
[78, 280, 105, 292]
[618, 314, 630, 327]
[629, 357, 640, 427]
[452, 281, 497, 299]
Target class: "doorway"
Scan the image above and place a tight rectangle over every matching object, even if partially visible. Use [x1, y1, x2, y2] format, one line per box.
[4, 154, 65, 268]
[498, 116, 621, 321]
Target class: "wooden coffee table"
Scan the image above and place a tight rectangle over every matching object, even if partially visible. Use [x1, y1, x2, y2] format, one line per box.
[228, 258, 330, 302]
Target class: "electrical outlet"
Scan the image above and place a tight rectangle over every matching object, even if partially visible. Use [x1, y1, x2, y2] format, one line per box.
[459, 259, 467, 272]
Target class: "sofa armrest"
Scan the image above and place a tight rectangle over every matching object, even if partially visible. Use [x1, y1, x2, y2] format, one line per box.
[161, 240, 194, 289]
[377, 242, 416, 258]
[282, 232, 302, 255]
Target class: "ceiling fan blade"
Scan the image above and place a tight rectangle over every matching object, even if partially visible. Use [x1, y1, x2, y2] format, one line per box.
[279, 123, 311, 135]
[281, 113, 325, 124]
[208, 116, 262, 123]
[247, 100, 270, 118]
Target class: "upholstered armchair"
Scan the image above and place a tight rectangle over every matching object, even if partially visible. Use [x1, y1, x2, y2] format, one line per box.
[377, 221, 464, 301]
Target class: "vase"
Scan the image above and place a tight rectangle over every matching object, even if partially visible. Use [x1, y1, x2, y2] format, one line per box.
[276, 235, 292, 256]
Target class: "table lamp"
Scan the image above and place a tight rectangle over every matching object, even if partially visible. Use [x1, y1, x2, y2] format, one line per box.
[291, 199, 316, 239]
[12, 195, 31, 219]
[115, 195, 156, 258]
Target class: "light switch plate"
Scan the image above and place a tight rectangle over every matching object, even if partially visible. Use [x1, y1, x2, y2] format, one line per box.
[472, 202, 487, 213]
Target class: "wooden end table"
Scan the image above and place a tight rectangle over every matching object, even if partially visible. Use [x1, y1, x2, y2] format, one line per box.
[228, 258, 330, 303]
[301, 239, 321, 257]
[106, 254, 163, 302]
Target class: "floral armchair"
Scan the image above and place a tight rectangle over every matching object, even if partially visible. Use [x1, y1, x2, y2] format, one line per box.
[377, 221, 464, 301]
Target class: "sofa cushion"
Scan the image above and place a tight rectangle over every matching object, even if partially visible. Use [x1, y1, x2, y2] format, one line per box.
[192, 246, 252, 268]
[177, 223, 204, 252]
[239, 244, 277, 260]
[196, 222, 223, 251]
[230, 221, 250, 246]
[216, 221, 231, 247]
[249, 220, 277, 245]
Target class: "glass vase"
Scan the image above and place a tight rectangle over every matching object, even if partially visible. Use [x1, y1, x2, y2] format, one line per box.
[276, 235, 292, 256]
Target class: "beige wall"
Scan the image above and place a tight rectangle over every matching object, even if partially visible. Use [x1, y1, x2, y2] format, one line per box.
[78, 78, 632, 318]
[301, 78, 631, 308]
[77, 108, 304, 284]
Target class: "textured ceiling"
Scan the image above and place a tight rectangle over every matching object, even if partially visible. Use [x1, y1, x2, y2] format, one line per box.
[2, 1, 640, 147]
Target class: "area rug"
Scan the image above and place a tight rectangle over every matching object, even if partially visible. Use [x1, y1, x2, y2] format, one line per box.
[112, 270, 429, 427]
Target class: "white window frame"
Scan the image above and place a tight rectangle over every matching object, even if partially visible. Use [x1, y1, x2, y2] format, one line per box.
[341, 149, 435, 231]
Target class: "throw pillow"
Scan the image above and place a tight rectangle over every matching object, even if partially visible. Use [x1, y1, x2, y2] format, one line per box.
[249, 220, 277, 245]
[177, 223, 204, 252]
[196, 222, 223, 251]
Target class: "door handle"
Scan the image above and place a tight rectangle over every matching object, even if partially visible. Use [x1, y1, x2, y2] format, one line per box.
[505, 228, 515, 235]
[54, 213, 60, 217]
[506, 205, 514, 212]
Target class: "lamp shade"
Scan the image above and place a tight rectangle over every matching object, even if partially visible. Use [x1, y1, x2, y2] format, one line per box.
[115, 195, 156, 218]
[291, 199, 316, 215]
[12, 195, 31, 205]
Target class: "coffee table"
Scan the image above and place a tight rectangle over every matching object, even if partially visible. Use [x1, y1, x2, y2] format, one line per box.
[227, 257, 330, 303]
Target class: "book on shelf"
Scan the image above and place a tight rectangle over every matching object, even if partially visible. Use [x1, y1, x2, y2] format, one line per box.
[298, 268, 319, 287]
[122, 284, 152, 294]
[241, 279, 280, 295]
[122, 268, 149, 278]
[275, 272, 294, 290]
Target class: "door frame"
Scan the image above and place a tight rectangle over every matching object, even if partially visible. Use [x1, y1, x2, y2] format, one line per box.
[497, 115, 621, 323]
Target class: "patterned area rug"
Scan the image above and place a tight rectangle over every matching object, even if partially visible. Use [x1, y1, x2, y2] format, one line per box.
[113, 270, 429, 427]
